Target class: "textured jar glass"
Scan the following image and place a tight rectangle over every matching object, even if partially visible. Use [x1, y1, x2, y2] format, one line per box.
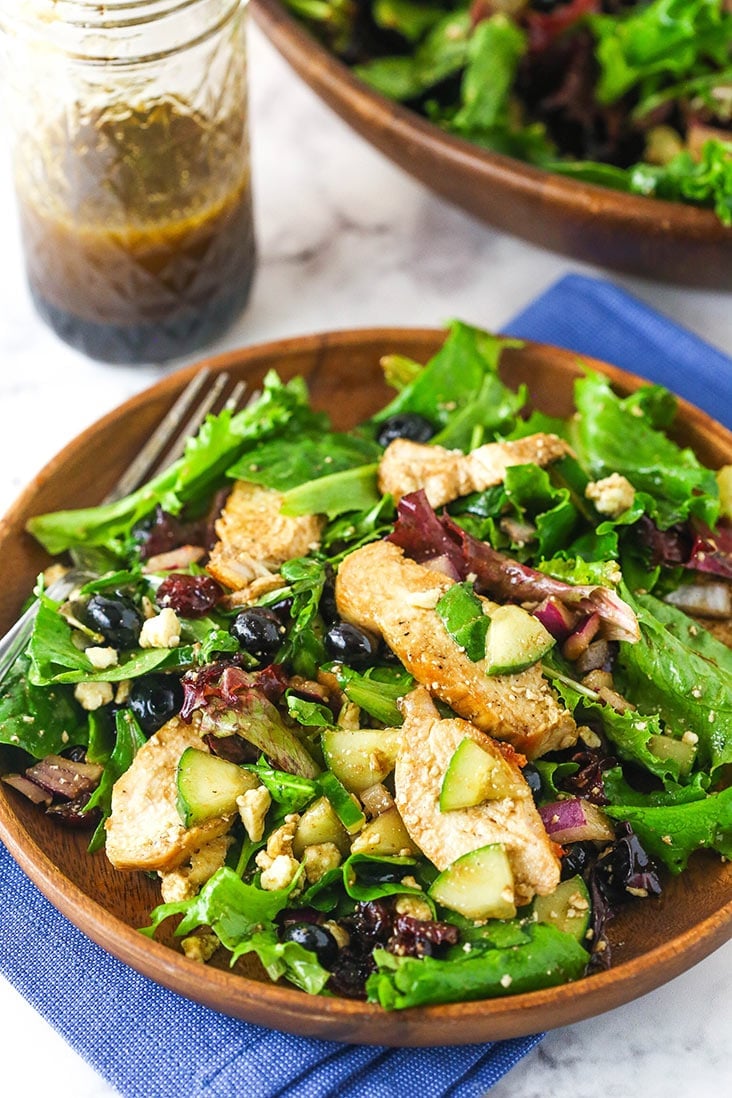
[0, 0, 256, 364]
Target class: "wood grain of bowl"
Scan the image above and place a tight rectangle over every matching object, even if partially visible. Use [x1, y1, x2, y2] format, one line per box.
[1, 329, 731, 1044]
[251, 0, 732, 289]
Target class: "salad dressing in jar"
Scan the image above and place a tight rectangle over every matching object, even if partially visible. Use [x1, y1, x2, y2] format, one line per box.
[1, 1, 256, 364]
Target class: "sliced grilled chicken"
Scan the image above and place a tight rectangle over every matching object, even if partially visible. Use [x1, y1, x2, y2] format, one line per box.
[378, 433, 571, 507]
[395, 687, 561, 904]
[207, 480, 324, 591]
[335, 540, 577, 758]
[105, 715, 233, 872]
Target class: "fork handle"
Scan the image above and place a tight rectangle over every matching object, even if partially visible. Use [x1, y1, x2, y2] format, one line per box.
[0, 574, 81, 688]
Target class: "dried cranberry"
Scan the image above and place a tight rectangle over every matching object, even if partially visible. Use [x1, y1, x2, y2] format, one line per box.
[157, 572, 223, 618]
[387, 912, 459, 958]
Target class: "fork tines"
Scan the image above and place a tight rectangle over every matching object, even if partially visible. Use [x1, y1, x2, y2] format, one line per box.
[106, 369, 247, 504]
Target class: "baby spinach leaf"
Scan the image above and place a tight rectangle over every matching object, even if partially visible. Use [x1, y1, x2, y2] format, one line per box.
[366, 922, 588, 1009]
[228, 432, 380, 493]
[0, 655, 86, 757]
[435, 582, 489, 661]
[85, 709, 147, 852]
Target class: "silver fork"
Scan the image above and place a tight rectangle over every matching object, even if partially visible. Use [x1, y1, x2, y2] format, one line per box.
[0, 369, 248, 687]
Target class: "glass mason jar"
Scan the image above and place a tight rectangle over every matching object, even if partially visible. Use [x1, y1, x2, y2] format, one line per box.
[0, 0, 256, 364]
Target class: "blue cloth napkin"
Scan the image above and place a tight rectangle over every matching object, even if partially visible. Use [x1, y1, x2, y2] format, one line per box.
[1, 274, 730, 1098]
[504, 273, 732, 428]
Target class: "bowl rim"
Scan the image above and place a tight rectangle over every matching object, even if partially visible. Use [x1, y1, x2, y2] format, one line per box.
[1, 325, 731, 1045]
[250, 0, 727, 240]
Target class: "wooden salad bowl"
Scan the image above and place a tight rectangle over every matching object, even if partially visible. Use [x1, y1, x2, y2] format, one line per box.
[251, 0, 732, 289]
[0, 329, 730, 1045]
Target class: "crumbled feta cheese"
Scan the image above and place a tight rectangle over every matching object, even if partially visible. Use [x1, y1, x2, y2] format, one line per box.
[258, 853, 300, 891]
[682, 731, 699, 746]
[302, 842, 342, 884]
[158, 836, 231, 903]
[74, 680, 114, 711]
[585, 473, 635, 518]
[115, 679, 131, 704]
[181, 933, 219, 964]
[500, 974, 513, 988]
[139, 608, 181, 649]
[394, 894, 433, 922]
[85, 646, 119, 670]
[264, 817, 299, 859]
[236, 786, 272, 842]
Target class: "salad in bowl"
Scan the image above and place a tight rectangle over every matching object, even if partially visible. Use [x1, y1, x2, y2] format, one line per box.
[1, 322, 731, 1011]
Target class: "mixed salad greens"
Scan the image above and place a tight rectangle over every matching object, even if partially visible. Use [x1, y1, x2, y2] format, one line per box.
[1, 322, 731, 1010]
[280, 0, 732, 224]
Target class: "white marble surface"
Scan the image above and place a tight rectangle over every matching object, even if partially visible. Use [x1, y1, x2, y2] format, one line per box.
[0, 20, 730, 1098]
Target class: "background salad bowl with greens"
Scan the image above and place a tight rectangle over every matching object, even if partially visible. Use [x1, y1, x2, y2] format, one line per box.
[0, 327, 730, 1044]
[250, 0, 732, 287]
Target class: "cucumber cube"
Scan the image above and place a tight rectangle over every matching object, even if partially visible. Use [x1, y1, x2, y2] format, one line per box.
[484, 604, 554, 675]
[439, 736, 523, 811]
[429, 844, 516, 920]
[532, 875, 591, 943]
[176, 747, 259, 828]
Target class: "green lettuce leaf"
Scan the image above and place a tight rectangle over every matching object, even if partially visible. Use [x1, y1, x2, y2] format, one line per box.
[605, 786, 732, 873]
[572, 371, 719, 529]
[27, 372, 323, 557]
[615, 591, 732, 777]
[371, 320, 525, 450]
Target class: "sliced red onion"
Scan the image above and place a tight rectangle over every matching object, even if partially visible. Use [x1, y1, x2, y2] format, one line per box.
[46, 793, 100, 829]
[562, 612, 601, 662]
[687, 523, 732, 580]
[664, 581, 731, 619]
[24, 755, 103, 799]
[1, 773, 53, 806]
[389, 491, 640, 642]
[539, 797, 615, 844]
[533, 596, 578, 640]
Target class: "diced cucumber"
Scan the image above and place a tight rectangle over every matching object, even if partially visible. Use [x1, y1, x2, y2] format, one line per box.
[176, 747, 259, 828]
[292, 795, 351, 858]
[648, 733, 696, 777]
[439, 736, 523, 811]
[321, 727, 401, 793]
[318, 770, 366, 835]
[718, 465, 732, 520]
[532, 875, 591, 944]
[484, 604, 554, 675]
[351, 806, 418, 857]
[429, 844, 516, 920]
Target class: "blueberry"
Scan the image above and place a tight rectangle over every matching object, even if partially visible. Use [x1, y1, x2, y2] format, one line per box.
[376, 412, 435, 448]
[128, 673, 184, 734]
[83, 594, 143, 650]
[281, 922, 339, 967]
[319, 581, 339, 625]
[230, 607, 284, 663]
[324, 622, 378, 669]
[521, 763, 542, 799]
[561, 841, 596, 881]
